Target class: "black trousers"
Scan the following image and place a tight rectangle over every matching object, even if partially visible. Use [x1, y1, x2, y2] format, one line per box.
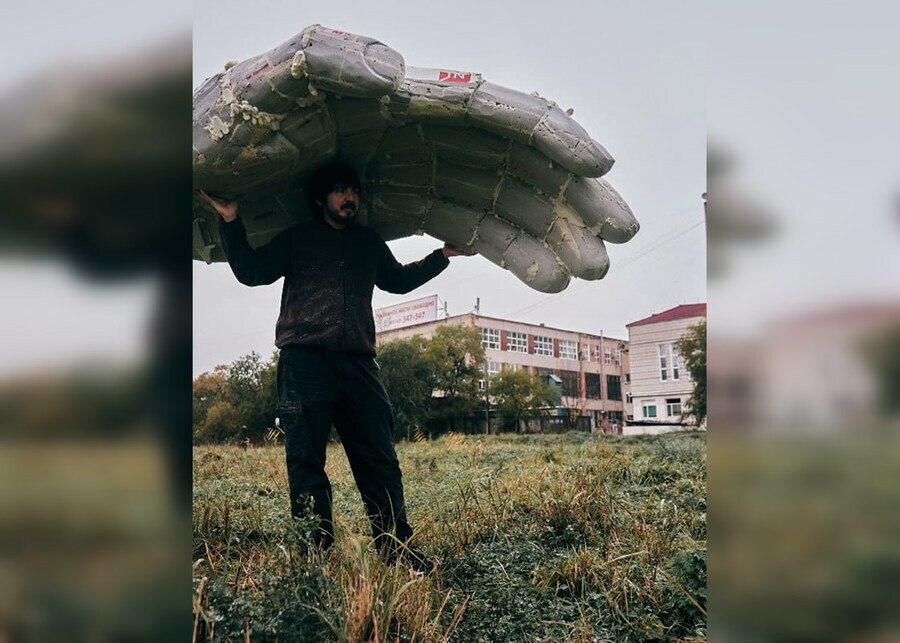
[276, 347, 413, 552]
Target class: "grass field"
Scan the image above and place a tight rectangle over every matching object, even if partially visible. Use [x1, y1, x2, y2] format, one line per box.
[193, 431, 706, 642]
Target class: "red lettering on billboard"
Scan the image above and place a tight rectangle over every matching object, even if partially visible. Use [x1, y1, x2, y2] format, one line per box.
[375, 295, 438, 332]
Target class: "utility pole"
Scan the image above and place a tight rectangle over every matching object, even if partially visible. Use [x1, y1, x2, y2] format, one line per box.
[599, 329, 605, 433]
[578, 332, 587, 431]
[483, 359, 490, 434]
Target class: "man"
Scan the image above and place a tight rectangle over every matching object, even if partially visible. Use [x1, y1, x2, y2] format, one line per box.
[198, 162, 473, 571]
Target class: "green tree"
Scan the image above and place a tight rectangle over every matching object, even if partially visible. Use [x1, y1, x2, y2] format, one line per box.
[377, 337, 435, 440]
[199, 400, 243, 444]
[225, 351, 279, 443]
[423, 325, 485, 431]
[677, 319, 707, 426]
[488, 369, 558, 432]
[193, 365, 228, 434]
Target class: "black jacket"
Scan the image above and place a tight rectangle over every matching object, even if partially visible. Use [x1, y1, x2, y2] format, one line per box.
[220, 217, 449, 356]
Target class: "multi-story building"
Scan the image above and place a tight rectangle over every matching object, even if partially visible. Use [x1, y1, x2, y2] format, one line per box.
[626, 303, 706, 432]
[376, 311, 630, 433]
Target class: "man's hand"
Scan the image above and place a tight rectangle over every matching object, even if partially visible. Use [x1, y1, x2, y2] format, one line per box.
[442, 244, 476, 259]
[197, 190, 238, 223]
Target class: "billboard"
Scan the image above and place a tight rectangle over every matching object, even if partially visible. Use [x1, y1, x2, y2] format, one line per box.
[375, 295, 438, 332]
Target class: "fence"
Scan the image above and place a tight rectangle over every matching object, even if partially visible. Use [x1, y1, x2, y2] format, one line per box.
[426, 413, 592, 435]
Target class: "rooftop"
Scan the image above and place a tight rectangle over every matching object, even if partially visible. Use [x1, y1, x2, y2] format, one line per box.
[627, 303, 707, 328]
[377, 311, 627, 342]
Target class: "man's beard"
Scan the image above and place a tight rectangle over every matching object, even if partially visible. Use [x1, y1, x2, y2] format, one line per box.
[325, 203, 357, 223]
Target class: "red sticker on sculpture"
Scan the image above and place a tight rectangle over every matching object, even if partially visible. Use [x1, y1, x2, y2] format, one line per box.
[246, 63, 270, 80]
[438, 71, 472, 83]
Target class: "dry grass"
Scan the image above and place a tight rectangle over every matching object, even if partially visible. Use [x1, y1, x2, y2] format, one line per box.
[194, 431, 706, 642]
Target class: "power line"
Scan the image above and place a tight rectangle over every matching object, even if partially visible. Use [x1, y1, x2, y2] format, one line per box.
[607, 220, 705, 273]
[506, 219, 705, 318]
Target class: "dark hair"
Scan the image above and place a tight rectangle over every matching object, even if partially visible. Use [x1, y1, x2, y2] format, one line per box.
[305, 162, 361, 213]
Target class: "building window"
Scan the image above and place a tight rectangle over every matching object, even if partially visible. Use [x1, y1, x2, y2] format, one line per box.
[507, 331, 527, 353]
[625, 373, 631, 384]
[615, 348, 622, 366]
[592, 345, 600, 361]
[559, 340, 578, 360]
[585, 373, 601, 399]
[560, 370, 579, 397]
[480, 360, 500, 391]
[533, 335, 553, 356]
[481, 327, 499, 350]
[581, 345, 591, 361]
[626, 393, 633, 404]
[607, 375, 622, 401]
[657, 343, 679, 381]
[604, 347, 611, 364]
[666, 398, 682, 417]
[643, 402, 657, 419]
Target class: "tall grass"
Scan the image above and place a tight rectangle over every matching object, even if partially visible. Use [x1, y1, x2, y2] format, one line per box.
[194, 432, 706, 642]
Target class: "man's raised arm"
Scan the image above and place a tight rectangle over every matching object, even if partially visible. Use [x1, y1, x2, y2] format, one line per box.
[198, 190, 289, 286]
[375, 239, 474, 294]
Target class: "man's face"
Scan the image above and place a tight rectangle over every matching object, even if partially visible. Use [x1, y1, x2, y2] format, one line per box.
[322, 183, 360, 227]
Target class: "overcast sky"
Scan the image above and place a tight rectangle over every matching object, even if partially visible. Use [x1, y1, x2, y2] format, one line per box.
[706, 1, 900, 335]
[5, 1, 893, 380]
[192, 0, 707, 375]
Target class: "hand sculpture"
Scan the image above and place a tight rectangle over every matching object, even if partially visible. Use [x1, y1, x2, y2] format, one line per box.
[193, 25, 638, 292]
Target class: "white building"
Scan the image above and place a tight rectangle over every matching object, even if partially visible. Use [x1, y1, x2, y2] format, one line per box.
[626, 303, 706, 434]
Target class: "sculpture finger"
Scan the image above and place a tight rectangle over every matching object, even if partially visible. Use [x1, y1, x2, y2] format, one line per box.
[364, 181, 569, 293]
[470, 82, 613, 178]
[421, 201, 482, 248]
[367, 126, 618, 280]
[368, 125, 502, 207]
[363, 186, 430, 241]
[493, 176, 610, 279]
[297, 25, 405, 98]
[506, 142, 638, 243]
[195, 25, 403, 115]
[544, 217, 610, 280]
[473, 215, 570, 293]
[389, 78, 613, 177]
[377, 125, 638, 244]
[417, 157, 612, 280]
[423, 201, 571, 293]
[193, 25, 403, 192]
